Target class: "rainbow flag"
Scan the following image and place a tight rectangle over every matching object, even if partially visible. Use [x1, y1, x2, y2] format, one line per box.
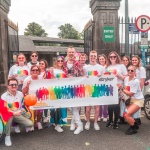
[87, 71, 98, 76]
[17, 70, 28, 76]
[105, 69, 117, 75]
[0, 99, 14, 127]
[56, 73, 67, 78]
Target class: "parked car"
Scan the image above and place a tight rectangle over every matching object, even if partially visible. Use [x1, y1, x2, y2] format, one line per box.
[144, 78, 150, 119]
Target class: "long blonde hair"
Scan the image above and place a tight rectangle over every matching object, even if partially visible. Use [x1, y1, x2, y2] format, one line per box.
[131, 55, 142, 70]
[106, 51, 121, 68]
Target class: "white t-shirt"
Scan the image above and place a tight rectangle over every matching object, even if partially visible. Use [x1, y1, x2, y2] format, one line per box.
[8, 65, 30, 83]
[22, 75, 42, 94]
[27, 61, 39, 70]
[106, 64, 127, 84]
[53, 68, 66, 78]
[1, 91, 24, 111]
[124, 77, 144, 100]
[39, 72, 45, 78]
[136, 67, 146, 80]
[67, 62, 73, 69]
[84, 64, 105, 76]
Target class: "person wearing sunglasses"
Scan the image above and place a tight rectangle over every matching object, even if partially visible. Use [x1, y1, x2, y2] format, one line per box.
[106, 51, 127, 129]
[98, 54, 108, 123]
[48, 56, 67, 132]
[117, 65, 144, 135]
[63, 46, 84, 135]
[22, 65, 43, 130]
[8, 53, 30, 91]
[0, 78, 33, 146]
[84, 51, 105, 131]
[131, 56, 146, 125]
[27, 51, 39, 70]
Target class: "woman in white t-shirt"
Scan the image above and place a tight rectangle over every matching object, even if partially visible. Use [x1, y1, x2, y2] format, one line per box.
[118, 65, 144, 135]
[49, 56, 67, 133]
[105, 51, 127, 129]
[22, 65, 43, 131]
[8, 53, 30, 91]
[98, 54, 108, 122]
[131, 56, 146, 124]
[27, 51, 39, 70]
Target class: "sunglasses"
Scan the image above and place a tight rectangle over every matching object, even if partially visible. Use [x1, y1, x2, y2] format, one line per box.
[31, 55, 37, 57]
[128, 69, 134, 72]
[18, 57, 25, 60]
[31, 69, 39, 72]
[39, 63, 45, 65]
[9, 84, 18, 87]
[110, 56, 117, 59]
[57, 60, 63, 62]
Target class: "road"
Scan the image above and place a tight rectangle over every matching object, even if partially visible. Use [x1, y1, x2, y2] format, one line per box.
[0, 111, 150, 150]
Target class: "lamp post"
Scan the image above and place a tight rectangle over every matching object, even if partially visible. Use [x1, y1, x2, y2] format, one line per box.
[125, 0, 129, 56]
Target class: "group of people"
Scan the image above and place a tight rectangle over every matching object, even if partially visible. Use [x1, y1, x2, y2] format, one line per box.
[0, 47, 146, 147]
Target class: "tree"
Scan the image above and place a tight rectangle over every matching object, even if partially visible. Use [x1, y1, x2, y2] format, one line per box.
[24, 22, 48, 37]
[58, 23, 82, 39]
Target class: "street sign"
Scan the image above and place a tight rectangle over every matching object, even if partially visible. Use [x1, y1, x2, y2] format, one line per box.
[141, 32, 148, 45]
[129, 23, 140, 34]
[140, 45, 149, 49]
[103, 26, 115, 42]
[136, 15, 150, 32]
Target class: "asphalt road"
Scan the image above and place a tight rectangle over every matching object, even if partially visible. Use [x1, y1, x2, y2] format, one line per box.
[0, 112, 150, 150]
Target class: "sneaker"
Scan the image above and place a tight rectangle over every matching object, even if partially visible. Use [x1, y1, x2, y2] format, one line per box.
[94, 123, 100, 130]
[135, 118, 141, 125]
[55, 125, 63, 132]
[30, 126, 34, 131]
[106, 121, 113, 127]
[103, 118, 107, 123]
[98, 117, 101, 122]
[70, 123, 75, 131]
[5, 136, 12, 146]
[125, 126, 137, 135]
[85, 122, 90, 130]
[36, 122, 43, 130]
[74, 125, 83, 134]
[112, 124, 118, 129]
[14, 126, 20, 133]
[26, 126, 34, 132]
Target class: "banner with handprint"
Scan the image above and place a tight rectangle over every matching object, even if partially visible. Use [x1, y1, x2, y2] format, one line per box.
[29, 76, 118, 110]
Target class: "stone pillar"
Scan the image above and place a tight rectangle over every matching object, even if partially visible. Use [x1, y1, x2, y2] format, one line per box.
[0, 0, 11, 95]
[90, 0, 122, 56]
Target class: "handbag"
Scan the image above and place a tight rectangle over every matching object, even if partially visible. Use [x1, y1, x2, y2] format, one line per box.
[118, 89, 130, 106]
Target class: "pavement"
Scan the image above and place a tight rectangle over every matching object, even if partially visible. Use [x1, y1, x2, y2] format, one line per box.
[0, 110, 150, 150]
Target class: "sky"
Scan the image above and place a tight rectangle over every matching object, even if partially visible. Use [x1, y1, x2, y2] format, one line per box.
[8, 0, 150, 38]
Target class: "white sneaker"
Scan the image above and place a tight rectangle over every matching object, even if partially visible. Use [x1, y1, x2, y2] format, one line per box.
[70, 123, 75, 131]
[26, 126, 34, 132]
[55, 125, 63, 132]
[5, 136, 12, 146]
[30, 126, 34, 131]
[85, 122, 90, 130]
[14, 126, 20, 133]
[103, 118, 107, 123]
[36, 122, 43, 130]
[94, 123, 100, 131]
[74, 125, 83, 134]
[98, 117, 102, 122]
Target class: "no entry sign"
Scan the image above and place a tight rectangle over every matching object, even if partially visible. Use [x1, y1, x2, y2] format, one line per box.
[136, 15, 150, 32]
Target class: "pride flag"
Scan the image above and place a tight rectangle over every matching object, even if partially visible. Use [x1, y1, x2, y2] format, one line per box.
[87, 71, 98, 76]
[17, 70, 28, 76]
[56, 73, 67, 78]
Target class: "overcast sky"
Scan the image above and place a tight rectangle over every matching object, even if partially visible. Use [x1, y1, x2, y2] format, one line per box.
[8, 0, 150, 37]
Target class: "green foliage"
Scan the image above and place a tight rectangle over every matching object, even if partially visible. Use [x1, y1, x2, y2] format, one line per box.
[24, 22, 48, 37]
[58, 23, 82, 39]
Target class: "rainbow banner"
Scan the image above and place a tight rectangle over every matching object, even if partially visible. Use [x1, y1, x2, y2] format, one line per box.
[29, 76, 118, 110]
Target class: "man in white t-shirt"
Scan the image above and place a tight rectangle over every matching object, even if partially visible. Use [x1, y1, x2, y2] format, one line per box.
[84, 50, 105, 131]
[0, 78, 33, 147]
[63, 46, 84, 134]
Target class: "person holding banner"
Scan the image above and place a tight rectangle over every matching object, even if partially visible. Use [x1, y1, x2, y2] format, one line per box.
[84, 50, 105, 131]
[105, 51, 127, 129]
[0, 78, 33, 146]
[117, 65, 144, 135]
[63, 46, 84, 135]
[48, 56, 67, 132]
[22, 65, 43, 130]
[131, 56, 146, 125]
[98, 54, 108, 123]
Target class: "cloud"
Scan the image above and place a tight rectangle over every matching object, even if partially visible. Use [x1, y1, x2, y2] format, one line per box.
[8, 0, 150, 37]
